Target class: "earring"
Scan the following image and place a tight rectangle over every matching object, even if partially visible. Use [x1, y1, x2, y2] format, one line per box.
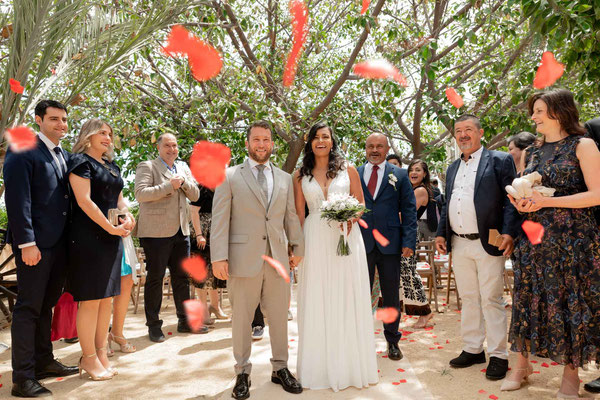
[85, 142, 91, 149]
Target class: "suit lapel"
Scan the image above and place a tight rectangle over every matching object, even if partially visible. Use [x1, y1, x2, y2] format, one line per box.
[446, 160, 460, 200]
[240, 159, 267, 210]
[358, 163, 373, 201]
[155, 158, 174, 180]
[474, 148, 490, 195]
[37, 138, 64, 185]
[374, 162, 390, 199]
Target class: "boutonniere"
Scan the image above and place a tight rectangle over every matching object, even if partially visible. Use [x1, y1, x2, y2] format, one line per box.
[388, 173, 397, 190]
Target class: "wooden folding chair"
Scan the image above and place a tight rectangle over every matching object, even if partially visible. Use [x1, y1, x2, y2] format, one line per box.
[416, 241, 439, 313]
[445, 254, 461, 310]
[132, 247, 147, 314]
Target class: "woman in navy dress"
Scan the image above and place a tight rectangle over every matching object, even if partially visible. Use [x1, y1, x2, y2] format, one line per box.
[68, 119, 135, 381]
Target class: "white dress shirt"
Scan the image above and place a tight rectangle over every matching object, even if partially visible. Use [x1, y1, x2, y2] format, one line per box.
[448, 146, 483, 234]
[362, 161, 385, 199]
[248, 158, 274, 202]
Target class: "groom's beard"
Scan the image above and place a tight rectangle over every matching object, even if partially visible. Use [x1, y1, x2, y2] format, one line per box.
[248, 147, 272, 163]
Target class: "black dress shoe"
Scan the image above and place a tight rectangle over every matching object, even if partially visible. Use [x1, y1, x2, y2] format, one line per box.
[148, 327, 166, 342]
[271, 368, 302, 394]
[388, 343, 403, 361]
[485, 356, 508, 380]
[11, 379, 52, 398]
[35, 359, 78, 380]
[63, 337, 79, 344]
[177, 320, 192, 333]
[584, 377, 600, 393]
[232, 373, 251, 399]
[449, 350, 486, 368]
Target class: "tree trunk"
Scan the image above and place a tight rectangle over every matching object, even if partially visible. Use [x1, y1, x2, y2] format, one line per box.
[281, 138, 305, 173]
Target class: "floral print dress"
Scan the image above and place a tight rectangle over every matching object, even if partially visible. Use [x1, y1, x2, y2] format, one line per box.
[509, 135, 600, 368]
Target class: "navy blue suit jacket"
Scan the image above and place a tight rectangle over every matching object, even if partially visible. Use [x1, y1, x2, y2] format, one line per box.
[4, 137, 70, 249]
[436, 147, 519, 256]
[358, 162, 417, 255]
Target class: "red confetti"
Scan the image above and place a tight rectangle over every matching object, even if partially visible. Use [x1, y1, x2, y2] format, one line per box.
[522, 220, 544, 245]
[262, 255, 291, 283]
[489, 395, 498, 400]
[478, 389, 486, 394]
[551, 362, 559, 366]
[429, 347, 435, 350]
[533, 51, 564, 89]
[392, 381, 400, 385]
[445, 87, 464, 108]
[189, 141, 231, 190]
[530, 360, 537, 363]
[283, 0, 309, 87]
[446, 340, 450, 344]
[533, 370, 540, 374]
[480, 369, 486, 372]
[181, 255, 208, 282]
[9, 78, 24, 94]
[372, 229, 390, 247]
[541, 362, 549, 368]
[437, 346, 444, 349]
[183, 299, 206, 333]
[400, 330, 413, 336]
[409, 340, 415, 342]
[397, 368, 405, 372]
[361, 0, 371, 14]
[290, 339, 295, 342]
[162, 25, 223, 82]
[382, 355, 388, 358]
[353, 60, 408, 86]
[167, 332, 173, 335]
[5, 126, 37, 152]
[56, 378, 63, 381]
[358, 219, 369, 229]
[376, 307, 399, 323]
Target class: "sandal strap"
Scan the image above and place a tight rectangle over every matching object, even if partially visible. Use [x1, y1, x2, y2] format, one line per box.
[82, 353, 97, 358]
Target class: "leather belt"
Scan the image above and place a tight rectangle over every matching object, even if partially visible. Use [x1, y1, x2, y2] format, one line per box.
[453, 232, 480, 240]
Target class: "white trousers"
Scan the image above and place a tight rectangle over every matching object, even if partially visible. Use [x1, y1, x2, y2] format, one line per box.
[451, 236, 508, 359]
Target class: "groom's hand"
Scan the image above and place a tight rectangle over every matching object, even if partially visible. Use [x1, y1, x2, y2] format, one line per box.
[289, 255, 302, 268]
[401, 247, 414, 257]
[213, 260, 229, 280]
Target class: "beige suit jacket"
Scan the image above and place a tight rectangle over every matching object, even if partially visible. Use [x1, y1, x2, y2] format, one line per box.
[133, 158, 200, 238]
[210, 159, 304, 278]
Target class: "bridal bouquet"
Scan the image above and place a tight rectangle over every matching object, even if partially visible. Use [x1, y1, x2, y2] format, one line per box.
[320, 193, 367, 256]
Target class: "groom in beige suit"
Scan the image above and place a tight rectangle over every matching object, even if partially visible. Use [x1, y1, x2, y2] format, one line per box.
[211, 121, 304, 400]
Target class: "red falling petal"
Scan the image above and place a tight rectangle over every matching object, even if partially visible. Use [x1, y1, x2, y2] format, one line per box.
[372, 229, 390, 247]
[522, 220, 544, 245]
[190, 141, 231, 190]
[183, 299, 206, 333]
[478, 389, 486, 394]
[262, 255, 291, 283]
[5, 126, 37, 152]
[283, 0, 309, 86]
[358, 219, 369, 229]
[181, 255, 208, 282]
[375, 307, 398, 323]
[353, 60, 408, 87]
[489, 395, 498, 400]
[445, 87, 464, 108]
[533, 51, 564, 89]
[9, 78, 24, 94]
[360, 0, 371, 14]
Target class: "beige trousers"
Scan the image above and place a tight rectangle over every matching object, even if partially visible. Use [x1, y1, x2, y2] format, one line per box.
[228, 260, 290, 375]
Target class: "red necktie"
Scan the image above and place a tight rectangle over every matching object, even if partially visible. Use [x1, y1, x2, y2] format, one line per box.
[367, 165, 379, 197]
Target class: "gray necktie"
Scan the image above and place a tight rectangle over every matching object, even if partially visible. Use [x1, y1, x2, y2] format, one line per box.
[256, 164, 269, 202]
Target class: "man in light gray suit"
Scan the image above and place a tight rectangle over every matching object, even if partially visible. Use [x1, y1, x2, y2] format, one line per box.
[211, 121, 304, 400]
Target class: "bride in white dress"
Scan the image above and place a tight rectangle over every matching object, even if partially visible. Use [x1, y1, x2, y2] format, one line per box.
[292, 122, 378, 392]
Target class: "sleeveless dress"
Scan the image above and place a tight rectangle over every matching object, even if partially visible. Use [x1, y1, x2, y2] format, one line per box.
[296, 166, 378, 391]
[509, 136, 600, 367]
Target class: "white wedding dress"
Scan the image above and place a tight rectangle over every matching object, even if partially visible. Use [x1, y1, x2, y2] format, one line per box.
[296, 166, 378, 392]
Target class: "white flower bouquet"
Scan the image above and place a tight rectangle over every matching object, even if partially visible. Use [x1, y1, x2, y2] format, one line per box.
[320, 193, 368, 256]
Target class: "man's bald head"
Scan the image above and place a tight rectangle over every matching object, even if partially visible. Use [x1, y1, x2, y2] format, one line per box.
[365, 133, 390, 165]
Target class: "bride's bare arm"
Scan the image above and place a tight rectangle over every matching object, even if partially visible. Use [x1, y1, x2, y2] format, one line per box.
[292, 170, 306, 227]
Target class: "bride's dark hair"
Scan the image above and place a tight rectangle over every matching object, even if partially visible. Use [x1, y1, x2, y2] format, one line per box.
[298, 122, 345, 181]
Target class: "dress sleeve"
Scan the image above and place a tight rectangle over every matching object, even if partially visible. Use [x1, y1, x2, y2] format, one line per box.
[67, 153, 91, 179]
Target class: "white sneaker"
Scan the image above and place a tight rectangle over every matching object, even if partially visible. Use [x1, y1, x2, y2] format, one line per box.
[252, 326, 264, 340]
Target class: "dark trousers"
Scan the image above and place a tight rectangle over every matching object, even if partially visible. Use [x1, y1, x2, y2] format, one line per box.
[11, 239, 67, 383]
[140, 229, 190, 329]
[367, 247, 402, 345]
[252, 305, 264, 328]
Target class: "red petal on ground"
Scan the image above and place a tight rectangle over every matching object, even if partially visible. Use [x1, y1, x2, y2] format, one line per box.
[189, 141, 231, 190]
[551, 362, 559, 366]
[375, 307, 398, 323]
[429, 347, 435, 350]
[446, 340, 450, 344]
[283, 0, 308, 86]
[183, 299, 206, 333]
[353, 60, 408, 87]
[445, 87, 464, 108]
[533, 371, 540, 373]
[530, 360, 538, 363]
[392, 381, 400, 385]
[372, 229, 390, 247]
[9, 78, 24, 94]
[478, 389, 486, 394]
[480, 369, 486, 372]
[522, 220, 544, 245]
[181, 255, 208, 282]
[541, 362, 549, 368]
[361, 0, 371, 14]
[382, 355, 388, 358]
[400, 379, 407, 383]
[167, 332, 173, 335]
[533, 51, 564, 89]
[5, 126, 37, 152]
[262, 255, 291, 283]
[358, 219, 369, 229]
[437, 346, 444, 349]
[409, 340, 415, 342]
[400, 330, 413, 336]
[489, 395, 498, 400]
[397, 368, 405, 372]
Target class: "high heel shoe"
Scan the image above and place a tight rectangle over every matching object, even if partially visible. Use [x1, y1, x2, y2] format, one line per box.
[78, 354, 113, 381]
[97, 347, 118, 376]
[500, 365, 533, 391]
[108, 333, 136, 354]
[209, 305, 228, 320]
[411, 313, 434, 329]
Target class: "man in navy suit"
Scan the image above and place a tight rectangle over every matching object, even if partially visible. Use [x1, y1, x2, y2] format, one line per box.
[4, 100, 78, 397]
[435, 114, 519, 381]
[358, 133, 417, 361]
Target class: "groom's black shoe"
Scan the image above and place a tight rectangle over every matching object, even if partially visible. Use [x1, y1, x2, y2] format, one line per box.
[388, 343, 403, 361]
[11, 379, 52, 398]
[271, 368, 303, 394]
[584, 377, 600, 393]
[35, 359, 78, 380]
[232, 373, 251, 399]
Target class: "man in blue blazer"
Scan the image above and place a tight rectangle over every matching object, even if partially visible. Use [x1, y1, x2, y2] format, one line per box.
[4, 100, 78, 397]
[358, 133, 417, 361]
[435, 114, 519, 381]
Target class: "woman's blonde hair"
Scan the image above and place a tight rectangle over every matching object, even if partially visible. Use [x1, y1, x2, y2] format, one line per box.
[72, 118, 115, 161]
